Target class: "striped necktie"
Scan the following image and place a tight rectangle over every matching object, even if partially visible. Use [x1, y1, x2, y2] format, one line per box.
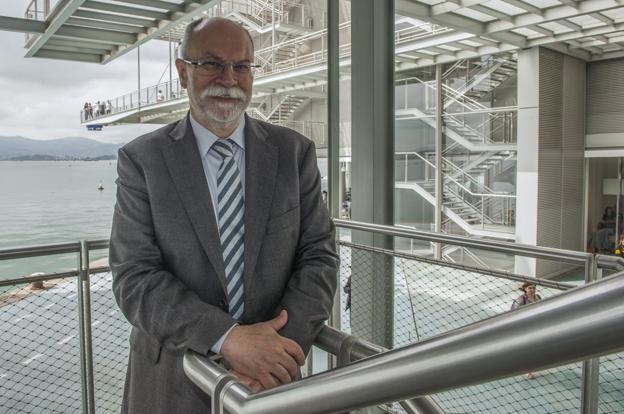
[213, 140, 245, 320]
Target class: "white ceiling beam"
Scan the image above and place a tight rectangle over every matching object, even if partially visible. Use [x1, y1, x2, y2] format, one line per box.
[557, 0, 580, 9]
[429, 46, 458, 56]
[35, 48, 101, 63]
[591, 12, 614, 25]
[102, 0, 220, 64]
[25, 0, 87, 57]
[527, 21, 624, 48]
[73, 10, 157, 27]
[430, 0, 492, 16]
[56, 25, 136, 44]
[397, 1, 529, 48]
[473, 36, 500, 47]
[81, 1, 169, 20]
[504, 0, 543, 16]
[398, 50, 433, 59]
[569, 33, 624, 47]
[47, 38, 114, 50]
[470, 5, 514, 22]
[590, 48, 624, 60]
[485, 0, 624, 34]
[112, 0, 184, 12]
[43, 44, 107, 55]
[527, 24, 553, 36]
[65, 17, 147, 33]
[395, 30, 475, 54]
[0, 15, 46, 34]
[542, 42, 591, 60]
[557, 19, 582, 31]
[447, 41, 478, 52]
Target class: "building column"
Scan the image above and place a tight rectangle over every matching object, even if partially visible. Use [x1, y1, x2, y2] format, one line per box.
[350, 0, 395, 348]
[515, 47, 585, 277]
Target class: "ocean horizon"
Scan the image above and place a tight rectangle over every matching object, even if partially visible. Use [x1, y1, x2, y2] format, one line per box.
[0, 158, 328, 284]
[0, 160, 117, 283]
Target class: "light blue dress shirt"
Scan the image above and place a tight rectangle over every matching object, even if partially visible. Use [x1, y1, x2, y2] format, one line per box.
[190, 114, 246, 353]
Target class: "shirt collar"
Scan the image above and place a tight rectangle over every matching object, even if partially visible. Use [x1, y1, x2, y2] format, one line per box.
[190, 113, 246, 157]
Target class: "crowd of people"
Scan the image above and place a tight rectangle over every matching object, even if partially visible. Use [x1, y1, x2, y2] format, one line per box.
[83, 100, 112, 120]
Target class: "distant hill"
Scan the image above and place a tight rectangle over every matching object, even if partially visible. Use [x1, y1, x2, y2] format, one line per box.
[0, 136, 122, 161]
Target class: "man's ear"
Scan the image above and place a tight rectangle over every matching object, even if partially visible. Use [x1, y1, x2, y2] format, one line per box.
[175, 59, 188, 89]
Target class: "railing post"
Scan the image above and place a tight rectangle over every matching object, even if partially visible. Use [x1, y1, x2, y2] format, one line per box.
[404, 154, 408, 182]
[581, 255, 600, 414]
[481, 195, 484, 228]
[76, 245, 89, 414]
[78, 240, 96, 414]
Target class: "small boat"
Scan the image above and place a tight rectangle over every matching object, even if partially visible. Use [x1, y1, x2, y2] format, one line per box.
[98, 182, 104, 191]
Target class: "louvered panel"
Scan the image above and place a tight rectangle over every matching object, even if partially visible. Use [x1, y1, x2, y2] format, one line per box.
[537, 49, 563, 253]
[587, 58, 624, 134]
[561, 56, 585, 252]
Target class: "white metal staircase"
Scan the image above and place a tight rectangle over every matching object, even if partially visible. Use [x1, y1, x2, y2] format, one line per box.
[248, 94, 309, 123]
[396, 152, 515, 240]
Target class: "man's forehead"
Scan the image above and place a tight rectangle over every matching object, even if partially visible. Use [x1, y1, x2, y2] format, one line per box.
[188, 21, 252, 57]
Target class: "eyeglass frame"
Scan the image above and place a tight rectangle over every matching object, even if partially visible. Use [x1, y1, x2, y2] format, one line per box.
[180, 57, 260, 75]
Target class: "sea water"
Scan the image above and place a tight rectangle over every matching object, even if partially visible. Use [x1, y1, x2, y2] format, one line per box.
[0, 158, 329, 283]
[0, 161, 117, 282]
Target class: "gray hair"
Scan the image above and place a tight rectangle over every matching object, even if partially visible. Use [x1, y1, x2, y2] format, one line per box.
[179, 17, 254, 59]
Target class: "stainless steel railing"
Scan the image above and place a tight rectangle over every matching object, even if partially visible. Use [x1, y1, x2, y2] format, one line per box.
[3, 224, 624, 413]
[334, 219, 624, 272]
[184, 271, 624, 414]
[0, 239, 110, 414]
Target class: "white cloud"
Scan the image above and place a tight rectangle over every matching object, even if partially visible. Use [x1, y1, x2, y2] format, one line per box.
[0, 4, 179, 144]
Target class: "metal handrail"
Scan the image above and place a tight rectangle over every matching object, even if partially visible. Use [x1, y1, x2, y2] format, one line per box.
[184, 271, 624, 414]
[336, 219, 587, 265]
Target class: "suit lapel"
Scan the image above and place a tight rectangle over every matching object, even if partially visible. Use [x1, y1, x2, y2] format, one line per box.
[243, 116, 278, 313]
[162, 115, 227, 294]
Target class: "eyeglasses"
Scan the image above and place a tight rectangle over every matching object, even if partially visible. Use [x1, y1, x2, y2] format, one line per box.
[181, 58, 260, 75]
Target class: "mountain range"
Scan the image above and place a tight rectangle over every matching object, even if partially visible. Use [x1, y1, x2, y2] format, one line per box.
[0, 136, 123, 161]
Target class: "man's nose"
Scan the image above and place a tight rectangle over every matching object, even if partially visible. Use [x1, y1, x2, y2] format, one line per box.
[216, 65, 237, 87]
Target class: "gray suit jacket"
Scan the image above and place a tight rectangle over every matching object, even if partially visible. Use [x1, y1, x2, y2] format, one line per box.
[110, 114, 338, 414]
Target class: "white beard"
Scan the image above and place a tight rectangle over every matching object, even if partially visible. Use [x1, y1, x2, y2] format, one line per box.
[199, 85, 250, 125]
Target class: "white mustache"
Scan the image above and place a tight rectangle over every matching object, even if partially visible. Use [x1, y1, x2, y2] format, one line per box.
[200, 85, 246, 100]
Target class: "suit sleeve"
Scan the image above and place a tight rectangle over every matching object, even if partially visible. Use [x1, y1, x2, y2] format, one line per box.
[276, 141, 339, 354]
[110, 147, 236, 355]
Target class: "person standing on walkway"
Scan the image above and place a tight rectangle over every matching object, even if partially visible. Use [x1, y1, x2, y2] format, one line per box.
[110, 17, 338, 414]
[511, 282, 542, 379]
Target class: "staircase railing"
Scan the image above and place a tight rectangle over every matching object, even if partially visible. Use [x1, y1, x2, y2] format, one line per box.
[396, 151, 516, 227]
[397, 76, 517, 146]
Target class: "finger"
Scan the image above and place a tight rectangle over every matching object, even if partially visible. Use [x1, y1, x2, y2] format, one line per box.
[267, 310, 288, 331]
[248, 380, 263, 393]
[270, 362, 292, 385]
[259, 373, 279, 390]
[282, 339, 305, 366]
[275, 351, 298, 378]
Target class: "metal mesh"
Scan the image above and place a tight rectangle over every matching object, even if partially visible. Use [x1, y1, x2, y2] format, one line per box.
[89, 272, 130, 414]
[338, 242, 624, 414]
[599, 353, 624, 414]
[0, 277, 83, 414]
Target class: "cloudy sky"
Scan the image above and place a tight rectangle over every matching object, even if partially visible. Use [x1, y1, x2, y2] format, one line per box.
[0, 3, 174, 144]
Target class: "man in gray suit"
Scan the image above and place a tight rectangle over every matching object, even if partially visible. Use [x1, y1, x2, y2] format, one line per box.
[110, 17, 338, 413]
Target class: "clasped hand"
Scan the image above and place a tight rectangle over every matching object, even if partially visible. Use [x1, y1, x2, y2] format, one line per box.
[221, 310, 305, 392]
